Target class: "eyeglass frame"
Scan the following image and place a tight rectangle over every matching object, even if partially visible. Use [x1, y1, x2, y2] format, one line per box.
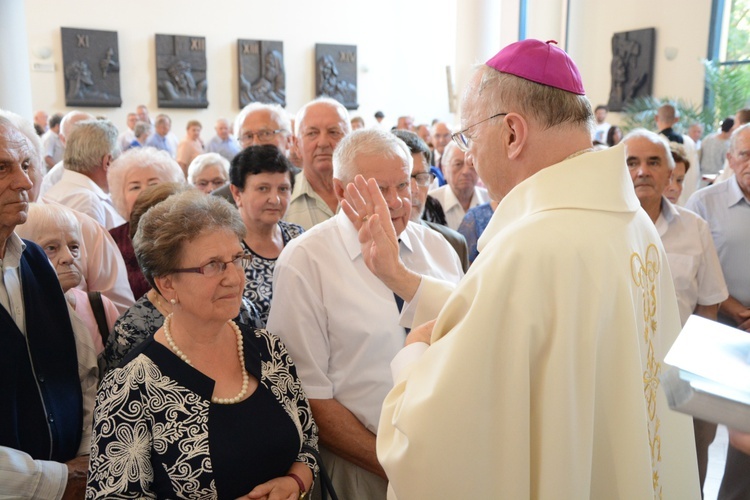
[171, 253, 252, 277]
[410, 171, 436, 187]
[451, 113, 508, 152]
[239, 129, 286, 144]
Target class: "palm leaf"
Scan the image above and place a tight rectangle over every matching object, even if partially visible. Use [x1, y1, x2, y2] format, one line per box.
[620, 60, 750, 135]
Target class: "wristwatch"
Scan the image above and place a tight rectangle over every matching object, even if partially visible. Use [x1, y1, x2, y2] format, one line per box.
[287, 472, 308, 499]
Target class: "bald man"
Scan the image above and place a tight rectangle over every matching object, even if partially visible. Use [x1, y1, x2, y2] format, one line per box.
[206, 117, 241, 161]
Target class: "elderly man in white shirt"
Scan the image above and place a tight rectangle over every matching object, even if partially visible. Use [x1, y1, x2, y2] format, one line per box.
[624, 129, 728, 492]
[687, 123, 750, 499]
[117, 112, 137, 152]
[41, 113, 64, 170]
[267, 128, 463, 500]
[624, 130, 727, 324]
[38, 111, 94, 198]
[428, 141, 489, 230]
[43, 120, 125, 230]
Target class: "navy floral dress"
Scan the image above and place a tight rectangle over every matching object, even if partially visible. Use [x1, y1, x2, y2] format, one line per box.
[241, 220, 303, 326]
[87, 325, 318, 499]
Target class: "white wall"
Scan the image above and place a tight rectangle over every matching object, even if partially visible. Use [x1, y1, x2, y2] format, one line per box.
[25, 0, 714, 136]
[566, 0, 713, 126]
[0, 0, 33, 118]
[526, 0, 566, 43]
[24, 0, 456, 139]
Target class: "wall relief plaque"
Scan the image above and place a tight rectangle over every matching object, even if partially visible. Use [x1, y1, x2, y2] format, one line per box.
[238, 39, 286, 108]
[155, 34, 208, 109]
[608, 28, 655, 112]
[61, 27, 122, 107]
[315, 43, 358, 110]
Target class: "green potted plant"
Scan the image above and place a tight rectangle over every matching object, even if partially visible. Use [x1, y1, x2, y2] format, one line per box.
[620, 60, 750, 134]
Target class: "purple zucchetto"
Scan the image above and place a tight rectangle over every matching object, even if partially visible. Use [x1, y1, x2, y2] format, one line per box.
[485, 39, 586, 95]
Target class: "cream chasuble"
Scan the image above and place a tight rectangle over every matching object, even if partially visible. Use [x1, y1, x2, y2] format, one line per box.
[377, 145, 700, 499]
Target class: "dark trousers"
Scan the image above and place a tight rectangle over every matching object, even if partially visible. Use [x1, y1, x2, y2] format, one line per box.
[718, 443, 750, 500]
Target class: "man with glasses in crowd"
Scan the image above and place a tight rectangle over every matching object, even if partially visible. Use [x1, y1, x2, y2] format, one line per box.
[212, 102, 294, 206]
[392, 129, 469, 271]
[342, 39, 699, 498]
[268, 128, 463, 500]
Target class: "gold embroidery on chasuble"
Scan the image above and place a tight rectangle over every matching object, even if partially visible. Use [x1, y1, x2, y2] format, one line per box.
[631, 243, 662, 499]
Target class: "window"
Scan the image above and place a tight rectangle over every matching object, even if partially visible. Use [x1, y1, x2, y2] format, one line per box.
[712, 0, 750, 63]
[704, 0, 750, 125]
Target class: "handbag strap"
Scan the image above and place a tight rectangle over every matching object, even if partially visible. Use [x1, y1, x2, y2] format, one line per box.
[86, 291, 110, 345]
[302, 445, 338, 500]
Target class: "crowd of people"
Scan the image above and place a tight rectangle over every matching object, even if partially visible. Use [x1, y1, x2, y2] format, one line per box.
[2, 37, 749, 499]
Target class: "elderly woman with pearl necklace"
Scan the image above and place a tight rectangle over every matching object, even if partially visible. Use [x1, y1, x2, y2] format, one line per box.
[87, 190, 318, 499]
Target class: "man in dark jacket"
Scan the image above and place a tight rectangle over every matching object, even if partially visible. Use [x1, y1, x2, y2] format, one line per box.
[0, 113, 96, 499]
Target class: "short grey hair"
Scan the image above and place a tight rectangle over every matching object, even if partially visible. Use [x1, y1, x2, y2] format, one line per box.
[134, 121, 152, 137]
[187, 153, 230, 185]
[234, 102, 291, 138]
[295, 97, 351, 139]
[431, 121, 452, 135]
[15, 203, 81, 244]
[0, 112, 43, 203]
[107, 146, 185, 218]
[333, 128, 412, 185]
[474, 66, 594, 133]
[64, 120, 119, 174]
[622, 128, 675, 170]
[0, 110, 43, 175]
[134, 190, 246, 292]
[60, 110, 95, 141]
[729, 123, 750, 152]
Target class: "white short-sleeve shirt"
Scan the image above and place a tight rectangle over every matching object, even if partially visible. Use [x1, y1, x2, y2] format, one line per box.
[267, 212, 463, 432]
[656, 199, 728, 325]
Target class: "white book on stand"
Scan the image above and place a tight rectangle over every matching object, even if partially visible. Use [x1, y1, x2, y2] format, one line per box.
[661, 314, 750, 433]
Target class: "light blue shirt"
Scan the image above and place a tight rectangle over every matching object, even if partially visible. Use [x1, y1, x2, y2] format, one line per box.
[144, 133, 176, 158]
[685, 176, 750, 306]
[206, 135, 241, 161]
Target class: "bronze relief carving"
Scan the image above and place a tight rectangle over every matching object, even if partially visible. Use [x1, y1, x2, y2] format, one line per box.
[156, 34, 209, 109]
[315, 43, 358, 110]
[238, 39, 286, 108]
[61, 27, 122, 107]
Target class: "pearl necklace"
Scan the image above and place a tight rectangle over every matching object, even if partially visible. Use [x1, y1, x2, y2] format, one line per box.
[163, 313, 250, 404]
